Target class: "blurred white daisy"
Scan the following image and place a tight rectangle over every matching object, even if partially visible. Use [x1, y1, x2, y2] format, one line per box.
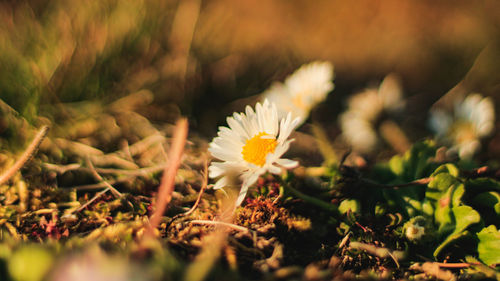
[429, 93, 495, 159]
[262, 61, 334, 123]
[339, 112, 378, 153]
[339, 74, 404, 153]
[208, 100, 301, 205]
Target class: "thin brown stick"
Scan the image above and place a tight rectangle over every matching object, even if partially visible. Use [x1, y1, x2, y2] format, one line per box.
[148, 118, 188, 234]
[73, 187, 111, 213]
[182, 160, 208, 217]
[389, 177, 433, 188]
[359, 177, 433, 189]
[165, 160, 209, 230]
[183, 169, 238, 281]
[189, 220, 250, 233]
[0, 125, 49, 186]
[86, 158, 122, 198]
[44, 162, 167, 176]
[71, 176, 134, 191]
[379, 120, 411, 155]
[434, 262, 475, 269]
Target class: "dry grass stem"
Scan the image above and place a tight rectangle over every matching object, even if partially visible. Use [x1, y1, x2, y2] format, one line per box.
[86, 158, 122, 198]
[188, 220, 250, 234]
[181, 160, 208, 217]
[73, 187, 112, 213]
[0, 125, 49, 186]
[148, 118, 189, 233]
[379, 120, 411, 154]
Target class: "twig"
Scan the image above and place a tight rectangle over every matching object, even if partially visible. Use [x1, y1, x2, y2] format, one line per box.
[54, 138, 103, 156]
[117, 134, 166, 157]
[42, 163, 82, 174]
[410, 262, 457, 281]
[434, 262, 475, 269]
[188, 220, 250, 234]
[389, 177, 433, 188]
[148, 118, 189, 234]
[379, 120, 411, 154]
[349, 241, 405, 266]
[73, 187, 111, 213]
[86, 158, 122, 198]
[44, 162, 167, 176]
[166, 160, 208, 230]
[181, 160, 208, 217]
[71, 176, 134, 191]
[89, 154, 139, 170]
[311, 122, 337, 165]
[0, 125, 49, 185]
[358, 177, 433, 189]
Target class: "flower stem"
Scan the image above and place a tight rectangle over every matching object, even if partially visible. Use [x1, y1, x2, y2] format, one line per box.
[285, 184, 339, 214]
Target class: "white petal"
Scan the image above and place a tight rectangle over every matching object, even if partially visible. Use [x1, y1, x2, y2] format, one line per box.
[276, 158, 298, 168]
[227, 116, 249, 139]
[213, 176, 228, 190]
[208, 164, 224, 178]
[208, 143, 240, 161]
[267, 165, 282, 174]
[235, 184, 249, 206]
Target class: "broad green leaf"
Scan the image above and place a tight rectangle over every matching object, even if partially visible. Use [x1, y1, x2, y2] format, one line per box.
[402, 141, 437, 181]
[434, 205, 482, 258]
[471, 192, 500, 216]
[426, 173, 459, 202]
[433, 230, 475, 259]
[465, 178, 500, 196]
[421, 199, 434, 217]
[477, 225, 500, 266]
[453, 205, 481, 233]
[389, 155, 404, 177]
[451, 183, 465, 207]
[339, 199, 361, 214]
[383, 187, 425, 217]
[431, 163, 459, 178]
[426, 172, 466, 234]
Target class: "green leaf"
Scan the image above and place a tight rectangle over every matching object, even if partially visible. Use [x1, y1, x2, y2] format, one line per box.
[434, 205, 482, 258]
[471, 191, 500, 216]
[402, 140, 437, 181]
[431, 163, 459, 178]
[389, 155, 404, 177]
[339, 199, 361, 214]
[429, 177, 466, 234]
[387, 140, 437, 182]
[477, 225, 500, 266]
[466, 178, 500, 196]
[453, 205, 481, 233]
[426, 173, 459, 202]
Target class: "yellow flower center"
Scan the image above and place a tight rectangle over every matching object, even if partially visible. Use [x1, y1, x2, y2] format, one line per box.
[292, 95, 312, 111]
[242, 132, 278, 166]
[452, 121, 476, 144]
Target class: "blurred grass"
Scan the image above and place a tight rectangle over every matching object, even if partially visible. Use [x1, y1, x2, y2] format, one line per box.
[0, 0, 498, 130]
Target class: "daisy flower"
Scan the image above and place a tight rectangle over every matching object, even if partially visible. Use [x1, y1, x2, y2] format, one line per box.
[339, 74, 404, 153]
[262, 61, 334, 123]
[403, 216, 428, 242]
[405, 224, 425, 241]
[429, 93, 495, 159]
[208, 100, 301, 205]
